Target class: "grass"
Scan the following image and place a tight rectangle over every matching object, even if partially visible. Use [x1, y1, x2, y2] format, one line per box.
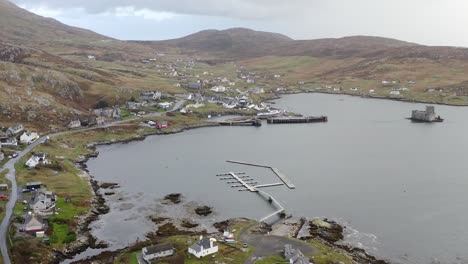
[307, 239, 353, 264]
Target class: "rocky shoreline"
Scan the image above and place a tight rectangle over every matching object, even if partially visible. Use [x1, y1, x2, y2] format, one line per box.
[50, 122, 220, 262]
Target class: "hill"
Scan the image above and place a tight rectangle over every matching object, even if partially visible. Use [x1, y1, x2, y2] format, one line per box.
[0, 0, 108, 49]
[2, 0, 468, 132]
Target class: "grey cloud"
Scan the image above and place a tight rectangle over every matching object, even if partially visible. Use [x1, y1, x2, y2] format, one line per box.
[12, 0, 310, 19]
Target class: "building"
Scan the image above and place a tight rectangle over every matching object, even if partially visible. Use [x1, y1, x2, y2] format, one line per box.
[0, 132, 9, 140]
[0, 184, 8, 191]
[249, 87, 265, 94]
[188, 237, 218, 258]
[6, 124, 24, 136]
[141, 243, 175, 263]
[284, 244, 312, 264]
[156, 121, 169, 129]
[93, 107, 121, 119]
[223, 231, 235, 243]
[96, 117, 106, 125]
[25, 153, 48, 168]
[0, 138, 17, 148]
[23, 214, 45, 233]
[25, 182, 42, 191]
[140, 91, 162, 101]
[187, 82, 202, 90]
[389, 90, 400, 96]
[68, 120, 81, 129]
[411, 106, 438, 122]
[210, 86, 226, 93]
[157, 102, 173, 110]
[31, 191, 57, 216]
[0, 151, 4, 161]
[20, 132, 39, 144]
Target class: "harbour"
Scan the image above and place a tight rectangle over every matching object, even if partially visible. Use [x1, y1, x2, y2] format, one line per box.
[84, 93, 468, 264]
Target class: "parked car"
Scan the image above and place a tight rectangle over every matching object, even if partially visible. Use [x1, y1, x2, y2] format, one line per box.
[12, 153, 18, 158]
[0, 195, 8, 200]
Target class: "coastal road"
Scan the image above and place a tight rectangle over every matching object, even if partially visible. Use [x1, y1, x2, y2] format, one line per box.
[0, 100, 185, 264]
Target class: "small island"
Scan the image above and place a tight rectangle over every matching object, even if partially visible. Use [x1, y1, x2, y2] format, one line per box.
[409, 106, 444, 122]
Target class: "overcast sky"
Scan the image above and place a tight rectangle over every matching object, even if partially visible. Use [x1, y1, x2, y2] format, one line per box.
[10, 0, 468, 47]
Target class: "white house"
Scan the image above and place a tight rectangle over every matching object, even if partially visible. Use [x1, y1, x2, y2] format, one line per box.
[25, 153, 48, 168]
[68, 120, 81, 129]
[390, 90, 401, 96]
[20, 132, 39, 145]
[141, 243, 175, 262]
[0, 138, 17, 148]
[249, 87, 265, 94]
[210, 86, 226, 93]
[188, 237, 218, 258]
[87, 55, 96, 60]
[140, 91, 162, 101]
[157, 102, 173, 109]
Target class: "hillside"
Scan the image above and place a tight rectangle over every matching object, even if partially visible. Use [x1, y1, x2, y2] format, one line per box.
[0, 0, 179, 131]
[0, 0, 108, 49]
[2, 0, 468, 132]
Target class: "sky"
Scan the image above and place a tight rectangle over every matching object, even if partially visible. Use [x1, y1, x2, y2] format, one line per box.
[10, 0, 468, 47]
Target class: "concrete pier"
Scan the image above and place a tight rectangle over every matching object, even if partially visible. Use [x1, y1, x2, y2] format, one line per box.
[271, 168, 296, 189]
[267, 116, 327, 124]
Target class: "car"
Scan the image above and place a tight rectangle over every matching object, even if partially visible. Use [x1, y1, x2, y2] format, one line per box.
[12, 153, 18, 158]
[0, 195, 8, 200]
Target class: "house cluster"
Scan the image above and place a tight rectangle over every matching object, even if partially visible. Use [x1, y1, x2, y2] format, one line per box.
[21, 182, 58, 237]
[1, 124, 40, 152]
[68, 115, 107, 129]
[137, 236, 219, 263]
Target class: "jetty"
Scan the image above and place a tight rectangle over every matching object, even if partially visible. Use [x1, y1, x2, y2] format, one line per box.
[219, 118, 261, 127]
[226, 160, 296, 189]
[267, 116, 328, 124]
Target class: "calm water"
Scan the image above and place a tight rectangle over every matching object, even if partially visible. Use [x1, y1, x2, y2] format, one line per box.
[86, 93, 468, 264]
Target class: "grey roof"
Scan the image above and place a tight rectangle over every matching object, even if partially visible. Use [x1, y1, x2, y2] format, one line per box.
[290, 250, 310, 264]
[144, 243, 174, 255]
[24, 214, 43, 225]
[189, 238, 216, 253]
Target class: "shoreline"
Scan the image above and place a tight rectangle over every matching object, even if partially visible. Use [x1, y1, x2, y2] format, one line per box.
[55, 119, 390, 264]
[300, 90, 468, 107]
[53, 122, 221, 262]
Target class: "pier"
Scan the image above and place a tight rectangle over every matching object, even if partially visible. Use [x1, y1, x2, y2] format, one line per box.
[219, 118, 261, 127]
[266, 116, 327, 124]
[226, 160, 296, 189]
[218, 160, 297, 223]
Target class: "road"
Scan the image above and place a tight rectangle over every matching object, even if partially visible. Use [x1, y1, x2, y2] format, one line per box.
[0, 100, 185, 264]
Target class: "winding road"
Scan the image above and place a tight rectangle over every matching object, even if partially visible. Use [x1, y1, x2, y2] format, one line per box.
[0, 100, 185, 264]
